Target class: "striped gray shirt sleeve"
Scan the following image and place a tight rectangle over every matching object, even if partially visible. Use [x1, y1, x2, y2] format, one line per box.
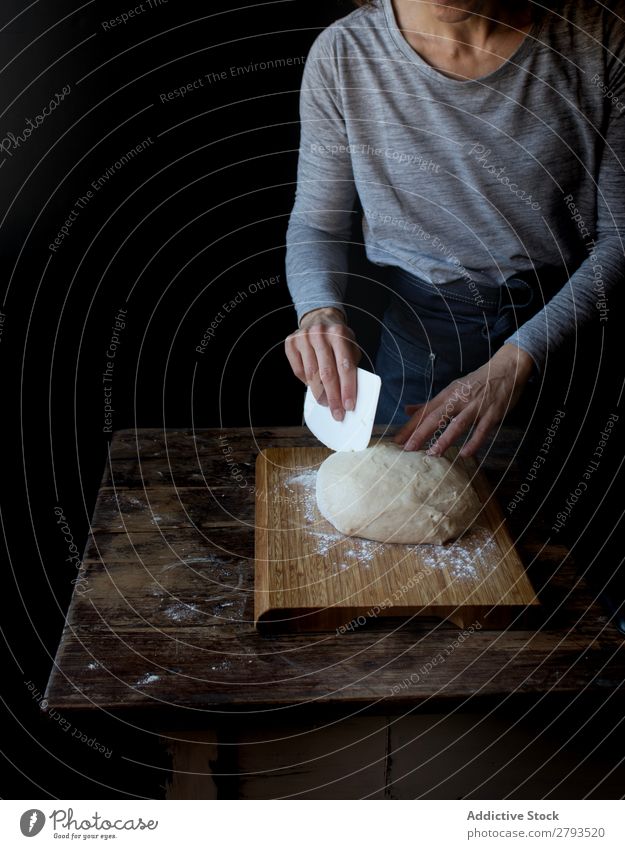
[505, 99, 625, 371]
[285, 33, 355, 324]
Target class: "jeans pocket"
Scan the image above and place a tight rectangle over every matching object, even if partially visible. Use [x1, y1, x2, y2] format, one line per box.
[379, 334, 435, 378]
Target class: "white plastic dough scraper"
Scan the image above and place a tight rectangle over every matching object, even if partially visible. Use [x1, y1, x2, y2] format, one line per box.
[304, 367, 382, 452]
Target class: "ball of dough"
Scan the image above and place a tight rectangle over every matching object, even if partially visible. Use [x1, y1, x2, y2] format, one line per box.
[316, 442, 481, 544]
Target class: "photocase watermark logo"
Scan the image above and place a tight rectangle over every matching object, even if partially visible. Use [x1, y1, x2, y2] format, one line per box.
[1, 85, 71, 163]
[50, 808, 158, 834]
[18, 807, 160, 837]
[20, 809, 45, 837]
[466, 141, 541, 210]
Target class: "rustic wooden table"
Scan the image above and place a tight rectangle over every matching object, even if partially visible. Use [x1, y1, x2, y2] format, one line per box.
[44, 426, 625, 799]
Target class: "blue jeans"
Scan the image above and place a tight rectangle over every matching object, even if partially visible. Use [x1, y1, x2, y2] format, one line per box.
[374, 266, 538, 425]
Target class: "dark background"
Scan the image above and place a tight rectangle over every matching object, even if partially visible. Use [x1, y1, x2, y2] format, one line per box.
[1, 0, 624, 799]
[1, 0, 368, 800]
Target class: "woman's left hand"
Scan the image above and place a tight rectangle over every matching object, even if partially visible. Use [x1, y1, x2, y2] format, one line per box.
[393, 343, 535, 457]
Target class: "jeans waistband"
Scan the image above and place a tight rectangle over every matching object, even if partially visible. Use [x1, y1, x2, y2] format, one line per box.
[383, 265, 535, 317]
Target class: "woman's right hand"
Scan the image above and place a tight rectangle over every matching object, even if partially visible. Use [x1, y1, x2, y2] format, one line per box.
[285, 307, 361, 421]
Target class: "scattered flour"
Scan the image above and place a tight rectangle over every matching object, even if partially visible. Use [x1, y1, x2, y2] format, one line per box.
[408, 526, 498, 580]
[284, 470, 318, 522]
[285, 472, 317, 487]
[159, 555, 225, 574]
[135, 673, 160, 686]
[307, 529, 381, 565]
[211, 598, 245, 619]
[164, 601, 200, 621]
[284, 468, 497, 580]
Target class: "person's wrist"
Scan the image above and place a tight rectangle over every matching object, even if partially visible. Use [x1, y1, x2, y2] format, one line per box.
[298, 306, 346, 330]
[497, 343, 535, 381]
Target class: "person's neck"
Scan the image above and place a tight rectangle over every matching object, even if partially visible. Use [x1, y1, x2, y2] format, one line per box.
[392, 1, 532, 51]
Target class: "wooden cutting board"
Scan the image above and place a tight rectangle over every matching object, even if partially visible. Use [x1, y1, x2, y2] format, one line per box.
[254, 446, 539, 632]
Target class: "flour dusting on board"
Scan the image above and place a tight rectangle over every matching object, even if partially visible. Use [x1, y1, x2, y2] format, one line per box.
[284, 470, 318, 523]
[283, 468, 497, 579]
[409, 526, 498, 580]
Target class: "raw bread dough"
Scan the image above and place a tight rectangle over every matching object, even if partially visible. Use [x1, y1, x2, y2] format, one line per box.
[316, 442, 481, 544]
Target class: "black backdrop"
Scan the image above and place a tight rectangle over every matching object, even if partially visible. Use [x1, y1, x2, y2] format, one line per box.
[1, 0, 362, 798]
[2, 0, 624, 799]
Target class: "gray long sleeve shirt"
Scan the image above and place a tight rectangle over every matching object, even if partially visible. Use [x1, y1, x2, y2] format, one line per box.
[285, 0, 625, 371]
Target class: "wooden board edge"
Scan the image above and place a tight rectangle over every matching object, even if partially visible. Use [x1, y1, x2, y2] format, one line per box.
[256, 603, 541, 633]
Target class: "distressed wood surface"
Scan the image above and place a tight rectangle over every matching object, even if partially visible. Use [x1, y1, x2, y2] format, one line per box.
[44, 427, 625, 713]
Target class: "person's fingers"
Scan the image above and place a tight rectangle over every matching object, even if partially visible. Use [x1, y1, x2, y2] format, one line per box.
[426, 407, 476, 456]
[330, 331, 358, 411]
[300, 331, 333, 405]
[312, 338, 344, 420]
[309, 372, 328, 405]
[459, 415, 496, 457]
[404, 403, 425, 415]
[286, 321, 362, 417]
[394, 403, 428, 439]
[298, 337, 320, 386]
[286, 333, 330, 405]
[402, 405, 451, 451]
[284, 334, 306, 383]
[393, 401, 436, 444]
[395, 385, 462, 446]
[403, 387, 472, 451]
